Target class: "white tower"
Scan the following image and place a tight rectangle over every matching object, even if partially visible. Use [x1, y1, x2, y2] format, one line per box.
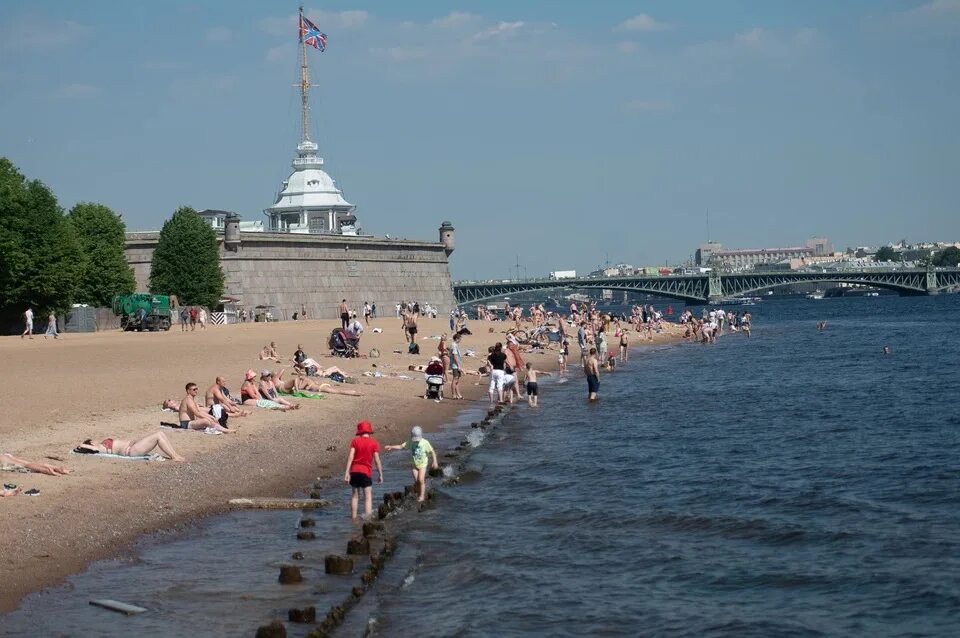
[264, 8, 357, 235]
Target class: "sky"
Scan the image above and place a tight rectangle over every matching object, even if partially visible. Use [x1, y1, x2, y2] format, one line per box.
[1, 1, 958, 279]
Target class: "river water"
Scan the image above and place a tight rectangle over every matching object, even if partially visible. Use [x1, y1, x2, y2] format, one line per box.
[5, 295, 960, 637]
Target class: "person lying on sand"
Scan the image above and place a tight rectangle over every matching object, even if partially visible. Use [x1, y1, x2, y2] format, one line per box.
[292, 360, 350, 379]
[258, 370, 300, 409]
[161, 398, 179, 412]
[204, 376, 251, 417]
[179, 382, 234, 432]
[74, 431, 186, 462]
[1, 453, 71, 476]
[2, 486, 22, 497]
[258, 342, 282, 362]
[274, 369, 362, 396]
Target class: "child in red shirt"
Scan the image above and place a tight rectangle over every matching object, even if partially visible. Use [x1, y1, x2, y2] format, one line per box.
[343, 421, 383, 519]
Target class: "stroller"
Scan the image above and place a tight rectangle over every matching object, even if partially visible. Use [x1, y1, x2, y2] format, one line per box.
[425, 374, 444, 400]
[329, 328, 359, 358]
[424, 359, 445, 400]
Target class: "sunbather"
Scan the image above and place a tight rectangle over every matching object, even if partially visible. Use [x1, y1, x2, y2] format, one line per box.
[258, 370, 300, 409]
[204, 376, 250, 418]
[258, 342, 281, 362]
[1, 453, 71, 476]
[73, 431, 186, 462]
[179, 382, 234, 432]
[274, 370, 363, 396]
[239, 370, 292, 410]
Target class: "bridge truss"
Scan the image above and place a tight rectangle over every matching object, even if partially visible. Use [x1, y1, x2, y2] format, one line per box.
[453, 267, 960, 305]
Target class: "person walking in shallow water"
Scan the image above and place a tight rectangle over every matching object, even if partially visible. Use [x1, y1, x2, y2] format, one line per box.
[344, 421, 383, 520]
[584, 347, 600, 402]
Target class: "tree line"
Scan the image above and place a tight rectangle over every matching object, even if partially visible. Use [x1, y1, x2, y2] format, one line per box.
[0, 157, 224, 331]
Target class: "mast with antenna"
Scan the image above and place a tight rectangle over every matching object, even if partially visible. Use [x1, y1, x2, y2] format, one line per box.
[297, 6, 315, 142]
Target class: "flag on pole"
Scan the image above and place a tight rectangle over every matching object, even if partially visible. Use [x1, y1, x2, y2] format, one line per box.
[299, 14, 327, 51]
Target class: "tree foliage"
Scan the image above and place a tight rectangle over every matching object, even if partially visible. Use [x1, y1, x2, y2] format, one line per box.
[932, 246, 960, 267]
[68, 202, 136, 306]
[149, 206, 224, 308]
[0, 158, 83, 320]
[873, 246, 902, 262]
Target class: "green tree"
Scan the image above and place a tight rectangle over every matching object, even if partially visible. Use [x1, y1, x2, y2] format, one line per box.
[0, 158, 82, 324]
[874, 246, 902, 262]
[68, 202, 136, 306]
[149, 206, 224, 308]
[932, 246, 960, 267]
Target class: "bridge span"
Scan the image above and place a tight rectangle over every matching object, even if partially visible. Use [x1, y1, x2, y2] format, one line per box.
[452, 266, 960, 305]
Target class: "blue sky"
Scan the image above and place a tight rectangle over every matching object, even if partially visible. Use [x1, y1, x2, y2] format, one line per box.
[1, 1, 958, 278]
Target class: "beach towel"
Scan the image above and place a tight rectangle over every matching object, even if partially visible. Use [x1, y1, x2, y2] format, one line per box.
[160, 422, 225, 434]
[70, 451, 164, 461]
[278, 390, 324, 399]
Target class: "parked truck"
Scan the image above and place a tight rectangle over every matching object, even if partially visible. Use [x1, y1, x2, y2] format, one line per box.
[549, 270, 577, 280]
[112, 293, 173, 331]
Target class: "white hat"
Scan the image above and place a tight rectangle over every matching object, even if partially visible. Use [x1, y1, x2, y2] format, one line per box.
[411, 426, 423, 441]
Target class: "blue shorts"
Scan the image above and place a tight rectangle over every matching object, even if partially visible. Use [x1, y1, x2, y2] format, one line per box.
[586, 374, 600, 393]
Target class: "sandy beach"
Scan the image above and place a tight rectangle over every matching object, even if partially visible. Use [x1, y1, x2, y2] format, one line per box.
[0, 315, 683, 613]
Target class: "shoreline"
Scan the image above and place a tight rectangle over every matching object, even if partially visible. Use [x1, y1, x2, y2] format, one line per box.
[0, 317, 684, 614]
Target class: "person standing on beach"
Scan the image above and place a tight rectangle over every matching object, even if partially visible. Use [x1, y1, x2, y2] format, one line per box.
[339, 299, 350, 330]
[21, 307, 34, 339]
[189, 306, 198, 330]
[404, 309, 419, 345]
[619, 330, 628, 363]
[385, 426, 438, 503]
[449, 333, 464, 399]
[344, 421, 383, 519]
[44, 312, 59, 339]
[179, 306, 189, 331]
[558, 339, 569, 375]
[584, 347, 600, 402]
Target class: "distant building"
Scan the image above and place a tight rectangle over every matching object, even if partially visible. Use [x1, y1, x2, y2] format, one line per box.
[695, 237, 834, 269]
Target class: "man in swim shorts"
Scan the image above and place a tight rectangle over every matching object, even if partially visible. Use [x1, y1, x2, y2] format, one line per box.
[178, 383, 232, 432]
[584, 347, 600, 402]
[524, 362, 551, 407]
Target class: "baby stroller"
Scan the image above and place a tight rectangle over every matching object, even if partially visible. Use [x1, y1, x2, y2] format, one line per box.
[425, 374, 444, 400]
[329, 328, 359, 358]
[424, 359, 445, 400]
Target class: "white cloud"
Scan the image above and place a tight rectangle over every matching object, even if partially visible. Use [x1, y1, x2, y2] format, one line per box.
[734, 27, 768, 47]
[916, 0, 960, 13]
[615, 14, 669, 33]
[266, 43, 295, 63]
[260, 9, 369, 36]
[623, 99, 671, 112]
[382, 46, 429, 62]
[431, 12, 480, 29]
[57, 83, 100, 99]
[204, 26, 233, 43]
[1, 18, 93, 50]
[471, 21, 525, 43]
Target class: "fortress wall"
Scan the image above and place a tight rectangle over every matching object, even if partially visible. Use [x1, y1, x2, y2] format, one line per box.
[125, 232, 457, 318]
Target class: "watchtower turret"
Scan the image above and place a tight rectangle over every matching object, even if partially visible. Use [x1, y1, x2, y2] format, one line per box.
[439, 221, 455, 256]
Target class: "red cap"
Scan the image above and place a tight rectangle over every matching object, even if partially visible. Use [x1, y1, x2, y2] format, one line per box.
[356, 421, 374, 435]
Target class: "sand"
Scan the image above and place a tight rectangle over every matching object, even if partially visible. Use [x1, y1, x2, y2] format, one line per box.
[0, 315, 684, 613]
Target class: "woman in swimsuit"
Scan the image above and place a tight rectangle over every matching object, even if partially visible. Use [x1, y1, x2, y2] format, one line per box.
[274, 375, 363, 396]
[74, 432, 186, 462]
[239, 370, 293, 411]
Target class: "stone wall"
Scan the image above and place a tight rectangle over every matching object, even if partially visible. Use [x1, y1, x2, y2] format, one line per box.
[125, 232, 457, 319]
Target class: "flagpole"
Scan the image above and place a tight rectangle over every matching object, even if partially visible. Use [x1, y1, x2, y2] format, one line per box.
[299, 5, 311, 142]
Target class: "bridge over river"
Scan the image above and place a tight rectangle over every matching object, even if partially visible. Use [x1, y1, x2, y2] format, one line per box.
[453, 266, 960, 305]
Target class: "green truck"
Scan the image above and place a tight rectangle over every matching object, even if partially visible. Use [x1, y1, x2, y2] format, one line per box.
[112, 293, 173, 331]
